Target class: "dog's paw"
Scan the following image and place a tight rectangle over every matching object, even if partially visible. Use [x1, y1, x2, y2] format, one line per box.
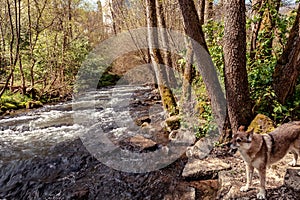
[256, 190, 266, 199]
[240, 185, 249, 192]
[288, 160, 296, 167]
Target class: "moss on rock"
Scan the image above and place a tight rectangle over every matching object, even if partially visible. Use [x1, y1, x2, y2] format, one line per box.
[165, 115, 181, 130]
[160, 85, 178, 116]
[26, 101, 43, 109]
[3, 102, 18, 110]
[247, 114, 275, 134]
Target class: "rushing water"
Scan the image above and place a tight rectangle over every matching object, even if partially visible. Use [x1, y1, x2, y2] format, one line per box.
[0, 85, 188, 199]
[0, 85, 149, 162]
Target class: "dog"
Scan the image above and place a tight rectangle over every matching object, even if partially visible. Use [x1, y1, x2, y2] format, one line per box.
[230, 122, 300, 199]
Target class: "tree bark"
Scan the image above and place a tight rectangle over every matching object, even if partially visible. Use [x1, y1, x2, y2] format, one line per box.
[181, 37, 194, 104]
[146, 0, 178, 116]
[204, 0, 214, 23]
[223, 0, 253, 133]
[197, 0, 205, 26]
[110, 0, 124, 34]
[155, 0, 177, 88]
[273, 4, 300, 104]
[178, 0, 227, 135]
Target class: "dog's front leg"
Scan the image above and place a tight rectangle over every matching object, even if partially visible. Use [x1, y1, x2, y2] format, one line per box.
[288, 151, 298, 167]
[240, 164, 253, 192]
[257, 167, 266, 199]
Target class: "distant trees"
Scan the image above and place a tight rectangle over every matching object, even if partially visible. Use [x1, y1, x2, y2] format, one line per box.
[0, 0, 21, 97]
[0, 0, 106, 99]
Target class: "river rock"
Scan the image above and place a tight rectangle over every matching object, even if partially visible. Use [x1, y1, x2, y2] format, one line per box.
[165, 115, 180, 130]
[284, 167, 300, 191]
[182, 157, 231, 179]
[26, 101, 43, 109]
[169, 129, 196, 145]
[186, 137, 214, 159]
[135, 116, 151, 126]
[164, 185, 195, 200]
[129, 135, 157, 151]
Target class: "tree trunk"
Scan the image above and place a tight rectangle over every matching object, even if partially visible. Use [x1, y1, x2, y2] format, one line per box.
[249, 0, 264, 60]
[197, 0, 205, 26]
[110, 0, 124, 34]
[181, 37, 194, 104]
[273, 4, 300, 104]
[223, 0, 253, 133]
[178, 0, 227, 135]
[204, 0, 214, 23]
[146, 0, 178, 116]
[155, 0, 177, 88]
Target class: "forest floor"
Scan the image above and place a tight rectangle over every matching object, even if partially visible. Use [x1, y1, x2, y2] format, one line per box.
[208, 146, 300, 199]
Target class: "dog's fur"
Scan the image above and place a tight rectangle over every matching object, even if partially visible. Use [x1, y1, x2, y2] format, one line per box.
[231, 122, 300, 199]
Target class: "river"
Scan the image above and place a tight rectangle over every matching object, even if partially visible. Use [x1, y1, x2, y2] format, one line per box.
[0, 85, 189, 199]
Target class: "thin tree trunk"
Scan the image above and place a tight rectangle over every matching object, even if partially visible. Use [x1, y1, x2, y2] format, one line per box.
[223, 0, 253, 133]
[178, 0, 226, 135]
[146, 0, 178, 116]
[181, 37, 194, 104]
[197, 0, 205, 26]
[17, 0, 25, 94]
[250, 0, 264, 60]
[250, 0, 281, 60]
[0, 0, 19, 98]
[273, 4, 300, 104]
[204, 0, 214, 23]
[110, 0, 124, 34]
[156, 0, 177, 88]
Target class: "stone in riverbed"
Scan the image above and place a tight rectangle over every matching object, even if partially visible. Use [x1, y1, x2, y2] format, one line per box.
[165, 115, 180, 130]
[26, 100, 43, 109]
[135, 116, 151, 126]
[129, 135, 157, 151]
[182, 157, 231, 179]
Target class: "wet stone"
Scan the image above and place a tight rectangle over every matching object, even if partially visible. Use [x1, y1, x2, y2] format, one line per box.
[128, 135, 157, 152]
[135, 116, 151, 126]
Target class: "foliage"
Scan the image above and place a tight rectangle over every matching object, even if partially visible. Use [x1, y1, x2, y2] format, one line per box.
[203, 20, 225, 83]
[0, 91, 32, 114]
[247, 8, 299, 124]
[0, 0, 105, 112]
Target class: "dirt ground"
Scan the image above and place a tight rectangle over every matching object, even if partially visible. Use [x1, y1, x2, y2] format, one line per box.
[210, 146, 300, 200]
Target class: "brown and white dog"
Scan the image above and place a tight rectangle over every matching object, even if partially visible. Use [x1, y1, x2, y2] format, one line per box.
[231, 122, 300, 199]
